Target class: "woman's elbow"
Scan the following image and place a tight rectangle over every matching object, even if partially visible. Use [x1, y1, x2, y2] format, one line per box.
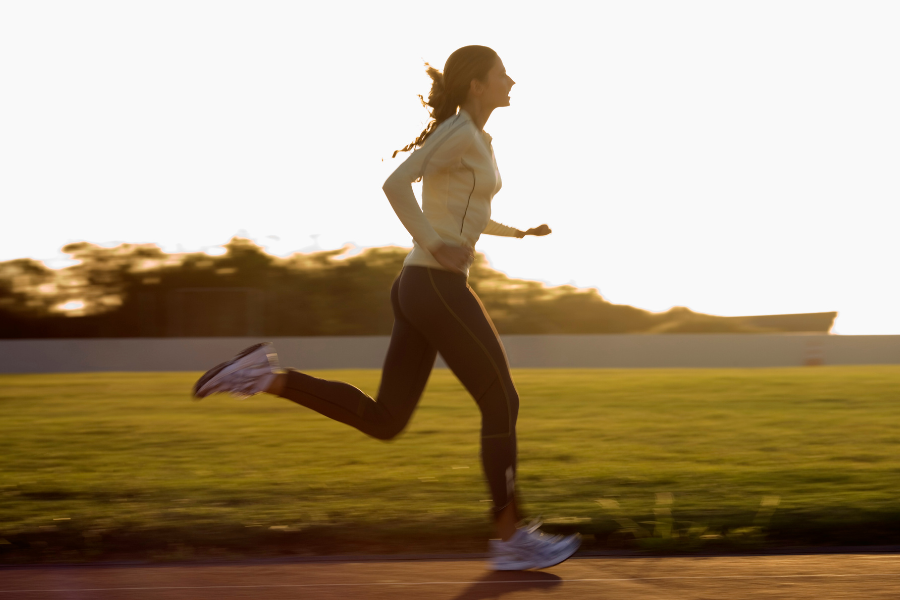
[382, 173, 409, 198]
[382, 174, 398, 194]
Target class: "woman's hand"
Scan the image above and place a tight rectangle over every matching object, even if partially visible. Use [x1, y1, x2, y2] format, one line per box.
[516, 224, 552, 238]
[432, 243, 475, 274]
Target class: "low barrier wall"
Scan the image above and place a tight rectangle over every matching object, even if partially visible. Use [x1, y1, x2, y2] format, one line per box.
[2, 334, 899, 373]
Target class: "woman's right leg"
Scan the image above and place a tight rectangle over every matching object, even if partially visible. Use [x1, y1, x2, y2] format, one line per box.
[397, 268, 581, 569]
[275, 273, 437, 440]
[397, 267, 521, 524]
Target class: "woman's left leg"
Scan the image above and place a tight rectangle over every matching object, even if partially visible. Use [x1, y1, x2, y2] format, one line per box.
[273, 272, 438, 440]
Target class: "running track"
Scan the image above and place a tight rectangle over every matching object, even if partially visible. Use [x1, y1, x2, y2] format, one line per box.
[3, 554, 900, 599]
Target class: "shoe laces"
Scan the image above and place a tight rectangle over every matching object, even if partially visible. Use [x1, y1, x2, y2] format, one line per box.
[222, 365, 267, 388]
[522, 517, 543, 533]
[515, 519, 566, 548]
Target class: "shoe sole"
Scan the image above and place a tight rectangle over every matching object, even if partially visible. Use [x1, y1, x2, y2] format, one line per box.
[191, 342, 271, 400]
[491, 534, 581, 571]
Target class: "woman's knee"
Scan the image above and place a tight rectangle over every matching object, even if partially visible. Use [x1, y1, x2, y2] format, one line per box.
[370, 418, 410, 441]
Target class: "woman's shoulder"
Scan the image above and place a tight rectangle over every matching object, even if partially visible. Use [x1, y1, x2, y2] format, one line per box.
[421, 113, 479, 150]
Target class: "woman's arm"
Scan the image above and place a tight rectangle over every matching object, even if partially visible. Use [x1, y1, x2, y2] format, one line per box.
[483, 220, 552, 238]
[482, 219, 519, 237]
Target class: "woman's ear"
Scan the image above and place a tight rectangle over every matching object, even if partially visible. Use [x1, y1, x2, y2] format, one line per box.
[468, 78, 484, 98]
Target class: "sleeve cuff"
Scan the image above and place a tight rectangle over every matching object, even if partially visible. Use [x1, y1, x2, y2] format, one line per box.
[422, 235, 444, 253]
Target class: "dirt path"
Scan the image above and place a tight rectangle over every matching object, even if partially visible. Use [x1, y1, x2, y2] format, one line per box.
[3, 553, 900, 599]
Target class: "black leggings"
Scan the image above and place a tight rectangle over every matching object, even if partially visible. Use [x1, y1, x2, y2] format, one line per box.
[280, 266, 520, 513]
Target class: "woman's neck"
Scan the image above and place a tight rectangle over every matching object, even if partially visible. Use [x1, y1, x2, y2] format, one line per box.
[459, 100, 495, 131]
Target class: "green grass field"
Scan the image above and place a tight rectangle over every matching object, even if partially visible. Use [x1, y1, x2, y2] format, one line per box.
[3, 366, 900, 562]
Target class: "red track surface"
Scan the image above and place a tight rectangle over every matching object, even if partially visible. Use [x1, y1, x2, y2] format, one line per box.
[3, 554, 900, 599]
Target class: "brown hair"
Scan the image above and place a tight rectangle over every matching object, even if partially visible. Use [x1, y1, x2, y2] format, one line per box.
[393, 45, 499, 157]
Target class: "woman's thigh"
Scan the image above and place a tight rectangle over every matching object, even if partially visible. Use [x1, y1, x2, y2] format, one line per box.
[398, 267, 518, 436]
[370, 273, 438, 428]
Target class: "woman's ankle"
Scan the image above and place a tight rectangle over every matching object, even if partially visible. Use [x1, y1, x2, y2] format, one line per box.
[265, 372, 288, 396]
[496, 500, 520, 541]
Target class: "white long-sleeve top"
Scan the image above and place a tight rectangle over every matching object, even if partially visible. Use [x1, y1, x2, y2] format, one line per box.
[382, 109, 518, 275]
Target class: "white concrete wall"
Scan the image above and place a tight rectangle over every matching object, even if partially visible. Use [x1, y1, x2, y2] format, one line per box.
[1, 334, 899, 373]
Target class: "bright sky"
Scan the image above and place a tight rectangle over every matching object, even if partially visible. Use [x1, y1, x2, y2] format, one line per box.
[2, 1, 898, 334]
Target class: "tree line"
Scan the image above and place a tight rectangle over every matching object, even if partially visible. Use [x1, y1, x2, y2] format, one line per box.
[0, 238, 834, 338]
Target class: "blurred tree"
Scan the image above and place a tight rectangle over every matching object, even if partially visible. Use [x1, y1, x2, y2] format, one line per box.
[0, 258, 57, 315]
[0, 239, 835, 338]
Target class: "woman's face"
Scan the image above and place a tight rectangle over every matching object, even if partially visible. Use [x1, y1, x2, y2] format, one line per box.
[479, 57, 516, 109]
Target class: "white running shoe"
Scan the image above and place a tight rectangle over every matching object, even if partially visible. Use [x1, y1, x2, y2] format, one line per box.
[489, 520, 581, 571]
[192, 342, 279, 400]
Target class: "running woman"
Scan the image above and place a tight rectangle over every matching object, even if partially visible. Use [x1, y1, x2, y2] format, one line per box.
[192, 45, 581, 570]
